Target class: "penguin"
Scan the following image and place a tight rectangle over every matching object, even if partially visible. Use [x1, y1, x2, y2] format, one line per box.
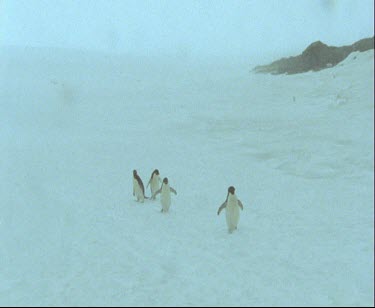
[146, 169, 162, 200]
[152, 177, 177, 213]
[217, 186, 244, 233]
[133, 170, 146, 202]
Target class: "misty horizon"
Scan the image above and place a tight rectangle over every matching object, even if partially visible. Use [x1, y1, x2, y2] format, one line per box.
[1, 0, 373, 66]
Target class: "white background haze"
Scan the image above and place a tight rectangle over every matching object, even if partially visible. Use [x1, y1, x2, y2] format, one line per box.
[0, 0, 374, 63]
[0, 0, 374, 306]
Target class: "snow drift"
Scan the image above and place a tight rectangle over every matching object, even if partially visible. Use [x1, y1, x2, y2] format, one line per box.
[0, 47, 373, 306]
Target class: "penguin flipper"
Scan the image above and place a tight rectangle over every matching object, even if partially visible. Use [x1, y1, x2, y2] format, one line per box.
[238, 199, 244, 210]
[152, 188, 162, 200]
[170, 187, 177, 195]
[217, 201, 227, 215]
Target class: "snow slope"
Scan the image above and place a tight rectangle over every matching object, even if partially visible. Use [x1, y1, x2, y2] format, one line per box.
[0, 47, 373, 306]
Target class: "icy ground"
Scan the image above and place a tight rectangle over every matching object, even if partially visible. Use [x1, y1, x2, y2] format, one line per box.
[0, 47, 373, 306]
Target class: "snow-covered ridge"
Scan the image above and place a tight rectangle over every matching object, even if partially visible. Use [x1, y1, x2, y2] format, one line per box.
[253, 36, 374, 75]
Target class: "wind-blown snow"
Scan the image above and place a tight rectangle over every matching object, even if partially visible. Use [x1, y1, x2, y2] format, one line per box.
[0, 47, 373, 306]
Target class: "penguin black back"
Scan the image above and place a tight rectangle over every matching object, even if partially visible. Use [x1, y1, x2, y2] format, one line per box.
[150, 169, 160, 181]
[133, 170, 145, 194]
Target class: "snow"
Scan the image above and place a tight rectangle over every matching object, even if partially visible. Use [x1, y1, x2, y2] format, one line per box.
[0, 47, 373, 306]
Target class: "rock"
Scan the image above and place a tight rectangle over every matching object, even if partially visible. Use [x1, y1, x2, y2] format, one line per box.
[253, 36, 374, 75]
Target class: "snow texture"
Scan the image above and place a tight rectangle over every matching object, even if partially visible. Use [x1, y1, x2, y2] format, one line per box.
[0, 47, 373, 306]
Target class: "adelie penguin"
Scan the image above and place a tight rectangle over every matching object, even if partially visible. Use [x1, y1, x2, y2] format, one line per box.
[152, 177, 177, 213]
[217, 186, 244, 233]
[132, 170, 147, 202]
[146, 169, 162, 200]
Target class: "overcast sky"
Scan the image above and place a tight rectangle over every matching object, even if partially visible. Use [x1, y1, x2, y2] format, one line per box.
[0, 0, 373, 63]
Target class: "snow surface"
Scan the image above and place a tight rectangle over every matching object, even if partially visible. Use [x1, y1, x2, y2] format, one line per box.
[0, 47, 373, 306]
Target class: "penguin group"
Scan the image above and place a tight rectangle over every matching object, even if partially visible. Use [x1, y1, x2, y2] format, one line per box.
[133, 169, 177, 213]
[132, 169, 244, 233]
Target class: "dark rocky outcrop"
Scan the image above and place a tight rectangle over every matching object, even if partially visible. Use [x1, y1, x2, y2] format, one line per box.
[253, 36, 374, 75]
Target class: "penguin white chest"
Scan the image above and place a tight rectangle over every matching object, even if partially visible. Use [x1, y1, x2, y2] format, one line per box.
[150, 175, 161, 195]
[160, 185, 171, 212]
[226, 194, 240, 232]
[133, 178, 144, 201]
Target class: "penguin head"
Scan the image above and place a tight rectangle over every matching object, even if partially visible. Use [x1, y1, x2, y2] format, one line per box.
[228, 186, 235, 195]
[163, 177, 168, 185]
[153, 169, 160, 176]
[133, 170, 138, 177]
